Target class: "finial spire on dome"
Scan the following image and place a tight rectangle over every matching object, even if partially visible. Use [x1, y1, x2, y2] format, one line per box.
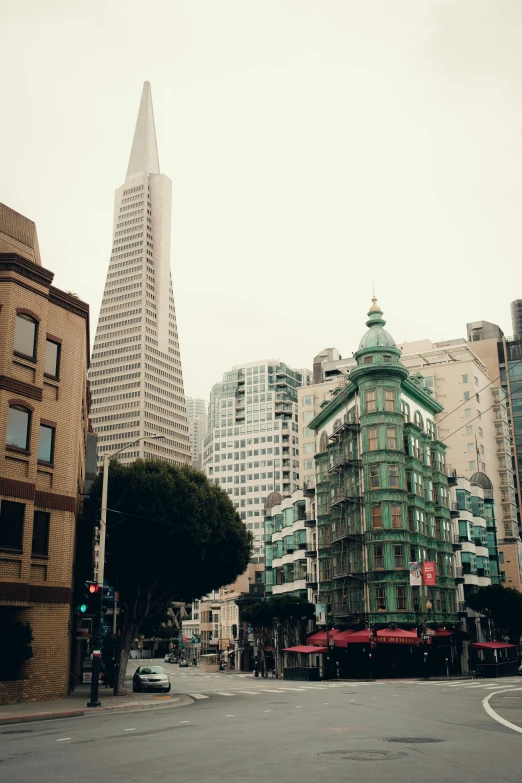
[369, 296, 381, 314]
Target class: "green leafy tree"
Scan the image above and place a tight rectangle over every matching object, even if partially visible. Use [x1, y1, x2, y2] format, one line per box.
[241, 596, 315, 677]
[86, 459, 252, 693]
[466, 585, 522, 644]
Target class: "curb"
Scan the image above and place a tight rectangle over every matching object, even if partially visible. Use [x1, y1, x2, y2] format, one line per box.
[0, 694, 192, 728]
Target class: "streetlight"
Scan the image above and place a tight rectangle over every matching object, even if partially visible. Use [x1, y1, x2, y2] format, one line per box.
[87, 433, 165, 708]
[423, 599, 433, 680]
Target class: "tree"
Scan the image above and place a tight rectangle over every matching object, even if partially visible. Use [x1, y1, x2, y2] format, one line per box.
[241, 596, 315, 677]
[466, 585, 522, 644]
[85, 459, 252, 693]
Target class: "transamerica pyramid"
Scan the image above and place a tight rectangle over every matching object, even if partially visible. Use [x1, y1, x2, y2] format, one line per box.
[89, 82, 191, 467]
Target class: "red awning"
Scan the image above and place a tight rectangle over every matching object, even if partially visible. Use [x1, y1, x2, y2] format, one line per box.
[376, 628, 420, 645]
[429, 629, 453, 637]
[284, 645, 328, 654]
[338, 629, 373, 645]
[472, 641, 517, 650]
[306, 630, 343, 646]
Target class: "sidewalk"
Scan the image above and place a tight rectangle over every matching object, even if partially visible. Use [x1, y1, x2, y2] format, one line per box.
[0, 681, 191, 727]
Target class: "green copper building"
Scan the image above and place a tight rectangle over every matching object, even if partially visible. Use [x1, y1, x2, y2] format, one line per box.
[310, 299, 459, 676]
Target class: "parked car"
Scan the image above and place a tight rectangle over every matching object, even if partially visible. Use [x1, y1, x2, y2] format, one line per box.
[179, 659, 189, 667]
[133, 665, 171, 693]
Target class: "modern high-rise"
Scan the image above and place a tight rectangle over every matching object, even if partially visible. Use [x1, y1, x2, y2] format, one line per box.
[185, 397, 207, 469]
[511, 300, 522, 339]
[203, 360, 311, 560]
[89, 83, 190, 466]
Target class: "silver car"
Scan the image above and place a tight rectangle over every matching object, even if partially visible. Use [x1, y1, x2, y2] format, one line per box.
[132, 665, 171, 693]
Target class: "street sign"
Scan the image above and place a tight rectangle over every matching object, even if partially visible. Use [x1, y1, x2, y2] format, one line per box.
[82, 672, 92, 683]
[409, 561, 422, 586]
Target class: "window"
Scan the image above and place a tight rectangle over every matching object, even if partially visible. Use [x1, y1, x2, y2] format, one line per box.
[467, 442, 474, 453]
[368, 427, 378, 451]
[435, 518, 441, 539]
[385, 390, 395, 411]
[464, 408, 471, 419]
[44, 340, 60, 378]
[408, 507, 415, 532]
[394, 545, 404, 568]
[38, 425, 55, 463]
[391, 505, 402, 528]
[304, 442, 315, 454]
[14, 313, 38, 359]
[0, 500, 25, 551]
[469, 460, 476, 471]
[401, 401, 410, 422]
[387, 427, 397, 449]
[374, 545, 384, 568]
[372, 505, 382, 528]
[462, 374, 468, 384]
[32, 511, 50, 556]
[6, 406, 31, 450]
[466, 425, 473, 435]
[464, 391, 470, 401]
[366, 390, 376, 412]
[303, 411, 314, 422]
[414, 411, 423, 429]
[376, 587, 386, 610]
[303, 395, 313, 406]
[396, 586, 406, 611]
[363, 356, 373, 364]
[383, 355, 392, 363]
[388, 465, 400, 488]
[369, 466, 380, 489]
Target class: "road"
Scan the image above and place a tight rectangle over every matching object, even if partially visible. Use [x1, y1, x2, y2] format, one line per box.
[2, 668, 522, 783]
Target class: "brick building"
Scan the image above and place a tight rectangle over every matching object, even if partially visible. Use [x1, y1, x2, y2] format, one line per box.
[0, 203, 90, 704]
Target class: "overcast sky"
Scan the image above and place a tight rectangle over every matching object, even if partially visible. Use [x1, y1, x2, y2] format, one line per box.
[2, 0, 521, 400]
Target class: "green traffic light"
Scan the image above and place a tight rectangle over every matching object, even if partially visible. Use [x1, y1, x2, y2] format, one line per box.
[79, 603, 87, 613]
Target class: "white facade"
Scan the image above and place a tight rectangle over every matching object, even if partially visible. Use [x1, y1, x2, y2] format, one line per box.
[203, 360, 311, 560]
[89, 83, 190, 466]
[185, 397, 207, 469]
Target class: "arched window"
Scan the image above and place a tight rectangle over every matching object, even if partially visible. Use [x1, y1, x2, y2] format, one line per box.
[14, 313, 38, 360]
[414, 411, 423, 430]
[6, 405, 32, 450]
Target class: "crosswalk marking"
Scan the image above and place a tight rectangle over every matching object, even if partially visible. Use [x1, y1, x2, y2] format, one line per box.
[216, 692, 235, 696]
[239, 691, 260, 695]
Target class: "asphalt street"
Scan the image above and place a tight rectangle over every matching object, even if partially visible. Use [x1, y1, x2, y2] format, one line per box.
[2, 668, 522, 783]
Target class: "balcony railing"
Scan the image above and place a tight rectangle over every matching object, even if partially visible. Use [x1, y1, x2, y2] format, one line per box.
[450, 502, 460, 517]
[455, 567, 464, 581]
[458, 601, 467, 614]
[330, 487, 363, 507]
[305, 573, 318, 586]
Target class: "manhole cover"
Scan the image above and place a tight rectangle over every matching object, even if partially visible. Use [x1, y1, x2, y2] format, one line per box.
[1, 729, 33, 734]
[384, 738, 443, 744]
[318, 750, 408, 761]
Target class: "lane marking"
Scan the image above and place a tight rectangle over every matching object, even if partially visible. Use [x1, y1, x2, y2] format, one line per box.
[188, 693, 209, 700]
[295, 705, 302, 708]
[216, 692, 235, 696]
[180, 720, 190, 724]
[124, 728, 136, 731]
[483, 688, 522, 735]
[56, 738, 71, 742]
[263, 710, 271, 713]
[240, 691, 260, 695]
[226, 714, 235, 717]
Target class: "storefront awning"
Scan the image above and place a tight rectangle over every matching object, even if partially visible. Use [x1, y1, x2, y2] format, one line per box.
[306, 630, 343, 646]
[338, 629, 373, 645]
[376, 628, 420, 645]
[472, 641, 517, 650]
[284, 645, 328, 654]
[429, 629, 453, 637]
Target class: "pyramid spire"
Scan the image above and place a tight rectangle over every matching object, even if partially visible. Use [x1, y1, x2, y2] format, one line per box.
[126, 81, 160, 179]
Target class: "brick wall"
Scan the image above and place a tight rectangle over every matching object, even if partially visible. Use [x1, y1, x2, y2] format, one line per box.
[0, 245, 90, 703]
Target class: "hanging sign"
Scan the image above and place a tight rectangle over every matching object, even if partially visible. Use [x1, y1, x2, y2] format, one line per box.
[423, 561, 436, 586]
[409, 561, 422, 586]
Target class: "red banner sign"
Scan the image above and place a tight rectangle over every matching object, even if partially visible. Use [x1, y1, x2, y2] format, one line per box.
[423, 561, 436, 586]
[378, 636, 419, 645]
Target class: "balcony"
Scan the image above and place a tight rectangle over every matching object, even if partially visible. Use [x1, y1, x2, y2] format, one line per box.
[330, 487, 363, 508]
[447, 468, 458, 486]
[329, 454, 361, 473]
[455, 567, 464, 583]
[450, 502, 460, 518]
[305, 549, 317, 558]
[452, 535, 462, 550]
[303, 481, 315, 497]
[305, 573, 318, 587]
[458, 601, 468, 616]
[304, 512, 316, 527]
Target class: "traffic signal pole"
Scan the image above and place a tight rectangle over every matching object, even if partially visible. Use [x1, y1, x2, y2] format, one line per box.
[87, 454, 109, 708]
